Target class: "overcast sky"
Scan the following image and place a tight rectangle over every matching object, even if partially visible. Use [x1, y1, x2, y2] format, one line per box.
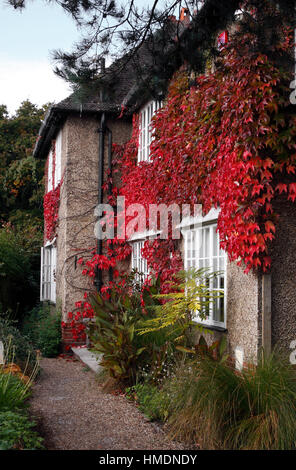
[0, 1, 80, 114]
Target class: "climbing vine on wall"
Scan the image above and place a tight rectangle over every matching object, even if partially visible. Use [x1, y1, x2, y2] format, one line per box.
[43, 183, 61, 242]
[117, 33, 296, 274]
[65, 24, 296, 344]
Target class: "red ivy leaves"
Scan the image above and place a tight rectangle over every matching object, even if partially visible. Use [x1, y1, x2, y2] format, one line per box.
[117, 35, 296, 273]
[43, 182, 61, 241]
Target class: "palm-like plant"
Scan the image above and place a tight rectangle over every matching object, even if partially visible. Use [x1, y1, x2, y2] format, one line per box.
[137, 268, 223, 338]
[89, 284, 146, 385]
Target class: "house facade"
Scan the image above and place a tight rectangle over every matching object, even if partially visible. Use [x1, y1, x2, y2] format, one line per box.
[34, 12, 296, 365]
[36, 108, 132, 347]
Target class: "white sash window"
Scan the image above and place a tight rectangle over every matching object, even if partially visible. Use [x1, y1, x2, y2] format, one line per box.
[47, 149, 53, 192]
[138, 100, 162, 163]
[47, 129, 62, 193]
[182, 214, 227, 328]
[55, 130, 62, 187]
[40, 244, 56, 303]
[131, 240, 149, 283]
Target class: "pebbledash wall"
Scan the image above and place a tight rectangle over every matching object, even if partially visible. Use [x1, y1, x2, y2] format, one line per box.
[57, 115, 99, 328]
[51, 113, 132, 348]
[270, 198, 296, 352]
[224, 261, 261, 363]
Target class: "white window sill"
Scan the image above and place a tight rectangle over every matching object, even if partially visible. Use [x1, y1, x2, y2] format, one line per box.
[194, 321, 227, 333]
[129, 229, 162, 242]
[177, 207, 220, 230]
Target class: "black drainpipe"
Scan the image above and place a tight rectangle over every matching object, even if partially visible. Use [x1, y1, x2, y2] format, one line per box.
[106, 126, 113, 283]
[95, 112, 106, 292]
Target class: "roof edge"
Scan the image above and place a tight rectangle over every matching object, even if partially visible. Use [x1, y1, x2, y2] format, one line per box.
[33, 106, 64, 159]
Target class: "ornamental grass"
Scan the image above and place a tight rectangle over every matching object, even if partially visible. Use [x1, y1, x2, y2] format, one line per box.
[166, 351, 296, 450]
[0, 338, 39, 413]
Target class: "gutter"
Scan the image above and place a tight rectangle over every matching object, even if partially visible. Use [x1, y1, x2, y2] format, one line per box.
[33, 107, 64, 159]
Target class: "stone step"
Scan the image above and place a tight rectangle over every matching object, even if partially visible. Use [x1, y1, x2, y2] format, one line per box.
[71, 347, 102, 374]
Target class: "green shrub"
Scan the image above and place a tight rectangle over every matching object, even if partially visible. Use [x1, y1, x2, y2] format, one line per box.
[167, 352, 296, 450]
[89, 275, 183, 386]
[126, 383, 170, 422]
[22, 304, 62, 357]
[90, 269, 221, 387]
[0, 372, 30, 412]
[0, 411, 44, 450]
[137, 268, 223, 337]
[0, 316, 37, 374]
[133, 323, 182, 385]
[134, 268, 224, 384]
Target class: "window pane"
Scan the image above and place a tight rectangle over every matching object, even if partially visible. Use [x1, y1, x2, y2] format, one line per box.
[48, 151, 53, 191]
[197, 228, 203, 258]
[213, 228, 218, 256]
[204, 227, 209, 257]
[213, 257, 218, 272]
[191, 231, 196, 259]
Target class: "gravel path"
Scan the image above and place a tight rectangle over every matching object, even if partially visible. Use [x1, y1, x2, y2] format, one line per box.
[30, 357, 185, 450]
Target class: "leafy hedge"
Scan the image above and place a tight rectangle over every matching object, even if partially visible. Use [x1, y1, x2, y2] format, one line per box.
[22, 304, 62, 357]
[0, 227, 38, 316]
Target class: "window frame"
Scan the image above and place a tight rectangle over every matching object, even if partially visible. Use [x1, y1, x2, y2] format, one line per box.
[54, 130, 62, 187]
[181, 215, 227, 329]
[129, 229, 162, 283]
[138, 100, 162, 163]
[47, 129, 62, 193]
[131, 239, 149, 284]
[40, 242, 57, 303]
[47, 149, 53, 192]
